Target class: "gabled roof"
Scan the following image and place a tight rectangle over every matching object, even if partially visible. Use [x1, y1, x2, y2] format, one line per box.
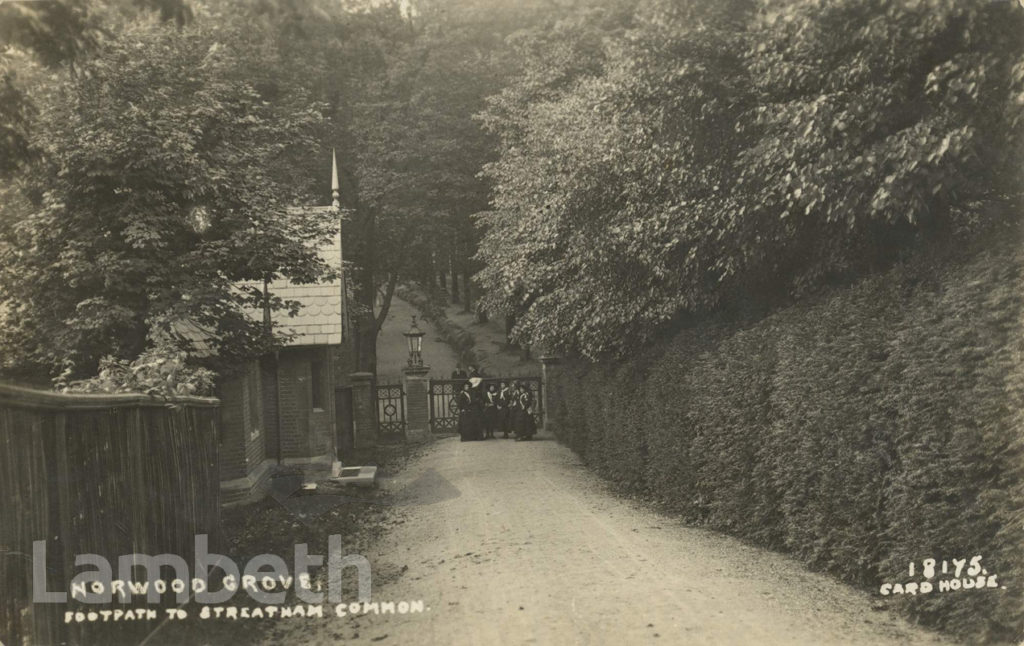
[243, 229, 344, 347]
[175, 210, 346, 355]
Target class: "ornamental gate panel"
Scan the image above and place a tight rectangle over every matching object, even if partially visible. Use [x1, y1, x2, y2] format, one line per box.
[375, 382, 406, 444]
[428, 380, 461, 434]
[429, 377, 543, 434]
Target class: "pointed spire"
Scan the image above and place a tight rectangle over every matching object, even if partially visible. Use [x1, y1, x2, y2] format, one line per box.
[331, 148, 340, 209]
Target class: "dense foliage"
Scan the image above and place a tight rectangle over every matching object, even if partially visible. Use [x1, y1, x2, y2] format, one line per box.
[477, 0, 1024, 357]
[55, 346, 216, 397]
[549, 230, 1024, 643]
[1, 1, 1021, 641]
[0, 15, 333, 381]
[341, 0, 551, 368]
[0, 0, 546, 380]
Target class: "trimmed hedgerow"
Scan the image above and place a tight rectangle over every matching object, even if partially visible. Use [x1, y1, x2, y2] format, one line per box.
[551, 234, 1024, 644]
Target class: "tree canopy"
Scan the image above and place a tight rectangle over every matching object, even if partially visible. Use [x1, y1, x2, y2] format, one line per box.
[1, 0, 1021, 380]
[0, 0, 546, 379]
[475, 0, 1024, 358]
[0, 6, 333, 380]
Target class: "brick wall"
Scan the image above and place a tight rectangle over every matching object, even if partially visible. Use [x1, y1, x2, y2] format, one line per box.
[276, 351, 306, 459]
[242, 362, 265, 469]
[403, 368, 430, 436]
[260, 356, 280, 462]
[308, 408, 330, 456]
[221, 345, 346, 483]
[218, 374, 246, 480]
[315, 345, 335, 456]
[278, 347, 336, 460]
[218, 360, 264, 480]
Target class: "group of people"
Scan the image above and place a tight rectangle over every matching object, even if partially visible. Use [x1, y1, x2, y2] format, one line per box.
[456, 379, 537, 442]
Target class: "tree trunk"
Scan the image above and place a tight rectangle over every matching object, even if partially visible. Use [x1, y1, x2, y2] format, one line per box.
[375, 273, 398, 331]
[505, 314, 516, 347]
[334, 164, 382, 376]
[352, 204, 379, 375]
[354, 313, 378, 375]
[430, 251, 443, 291]
[450, 255, 460, 304]
[348, 272, 398, 378]
[462, 267, 471, 313]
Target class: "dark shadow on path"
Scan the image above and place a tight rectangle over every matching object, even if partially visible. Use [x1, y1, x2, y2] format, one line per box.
[391, 467, 462, 508]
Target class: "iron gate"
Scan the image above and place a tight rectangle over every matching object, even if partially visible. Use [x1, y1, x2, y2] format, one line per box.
[429, 377, 542, 434]
[375, 382, 406, 443]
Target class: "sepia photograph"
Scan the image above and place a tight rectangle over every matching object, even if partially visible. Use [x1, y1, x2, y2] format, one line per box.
[0, 0, 1022, 644]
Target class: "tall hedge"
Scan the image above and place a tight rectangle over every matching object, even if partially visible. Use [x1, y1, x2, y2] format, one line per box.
[551, 234, 1024, 644]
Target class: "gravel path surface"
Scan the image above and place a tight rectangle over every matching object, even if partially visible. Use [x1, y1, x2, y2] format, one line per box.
[267, 432, 954, 645]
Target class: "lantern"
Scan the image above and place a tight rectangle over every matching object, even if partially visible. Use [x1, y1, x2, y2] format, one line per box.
[403, 316, 426, 367]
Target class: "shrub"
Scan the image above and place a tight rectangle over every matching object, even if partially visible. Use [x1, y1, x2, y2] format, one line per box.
[548, 233, 1024, 643]
[55, 346, 216, 397]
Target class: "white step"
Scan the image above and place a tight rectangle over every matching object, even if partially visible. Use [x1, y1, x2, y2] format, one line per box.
[327, 465, 378, 488]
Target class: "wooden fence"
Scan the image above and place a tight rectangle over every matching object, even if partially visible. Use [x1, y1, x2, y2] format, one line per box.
[0, 383, 221, 646]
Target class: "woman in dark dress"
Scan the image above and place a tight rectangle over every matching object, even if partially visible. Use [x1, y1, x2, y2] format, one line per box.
[469, 377, 486, 439]
[507, 381, 522, 438]
[482, 383, 500, 439]
[515, 384, 537, 441]
[497, 381, 512, 438]
[457, 382, 477, 441]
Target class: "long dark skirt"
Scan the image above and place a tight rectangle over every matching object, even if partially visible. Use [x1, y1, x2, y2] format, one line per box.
[507, 407, 521, 436]
[458, 410, 483, 441]
[516, 409, 536, 438]
[483, 406, 500, 437]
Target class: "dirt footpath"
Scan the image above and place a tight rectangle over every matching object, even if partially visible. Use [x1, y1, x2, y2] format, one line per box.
[266, 433, 953, 646]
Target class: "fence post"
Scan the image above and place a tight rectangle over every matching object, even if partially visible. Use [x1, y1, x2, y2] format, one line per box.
[349, 372, 377, 449]
[402, 365, 431, 441]
[539, 356, 562, 433]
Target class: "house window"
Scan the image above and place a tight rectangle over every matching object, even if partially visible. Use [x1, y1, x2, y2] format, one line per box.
[311, 360, 324, 410]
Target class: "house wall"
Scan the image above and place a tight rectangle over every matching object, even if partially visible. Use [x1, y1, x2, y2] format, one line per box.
[260, 356, 280, 462]
[218, 360, 265, 481]
[278, 346, 335, 463]
[218, 372, 245, 481]
[219, 341, 354, 504]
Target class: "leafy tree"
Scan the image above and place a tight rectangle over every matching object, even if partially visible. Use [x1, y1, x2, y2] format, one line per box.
[476, 0, 1024, 358]
[476, 0, 748, 355]
[0, 0, 192, 177]
[337, 0, 548, 371]
[0, 18, 333, 381]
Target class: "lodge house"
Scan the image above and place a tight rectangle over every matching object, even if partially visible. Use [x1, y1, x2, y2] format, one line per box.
[187, 157, 358, 504]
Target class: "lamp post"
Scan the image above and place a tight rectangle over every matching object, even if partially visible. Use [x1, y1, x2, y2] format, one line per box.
[403, 316, 426, 367]
[400, 315, 430, 440]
